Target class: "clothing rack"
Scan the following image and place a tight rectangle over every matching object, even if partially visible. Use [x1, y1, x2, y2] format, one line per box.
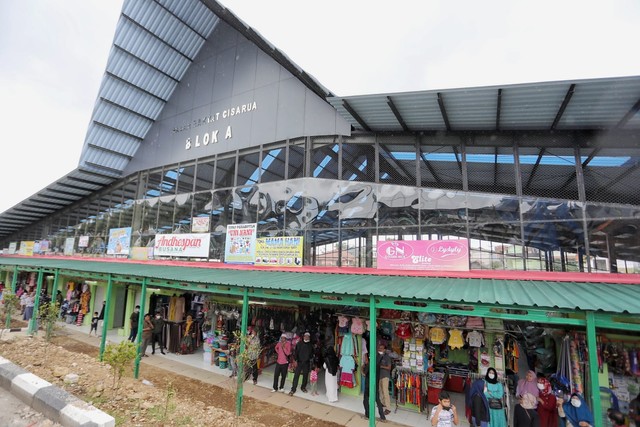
[391, 367, 429, 413]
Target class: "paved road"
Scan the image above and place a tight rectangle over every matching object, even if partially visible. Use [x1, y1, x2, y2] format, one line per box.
[0, 387, 60, 427]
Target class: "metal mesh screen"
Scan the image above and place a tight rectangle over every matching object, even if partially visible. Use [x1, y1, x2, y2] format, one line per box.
[582, 147, 640, 205]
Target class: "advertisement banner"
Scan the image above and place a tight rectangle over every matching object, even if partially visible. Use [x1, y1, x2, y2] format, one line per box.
[191, 216, 210, 233]
[154, 233, 210, 258]
[377, 239, 469, 271]
[255, 237, 304, 267]
[78, 235, 89, 248]
[38, 240, 49, 253]
[107, 227, 132, 255]
[20, 241, 35, 256]
[64, 237, 75, 255]
[224, 223, 257, 264]
[8, 242, 17, 254]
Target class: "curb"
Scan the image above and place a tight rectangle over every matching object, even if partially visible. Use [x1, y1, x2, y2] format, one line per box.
[0, 355, 115, 427]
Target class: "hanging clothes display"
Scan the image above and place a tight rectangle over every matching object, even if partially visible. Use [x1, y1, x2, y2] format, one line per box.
[392, 367, 428, 412]
[339, 331, 357, 388]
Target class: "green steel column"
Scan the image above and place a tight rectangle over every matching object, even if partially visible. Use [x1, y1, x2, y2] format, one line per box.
[369, 295, 377, 427]
[52, 270, 60, 304]
[235, 287, 249, 417]
[11, 266, 18, 293]
[134, 279, 148, 379]
[585, 311, 602, 423]
[99, 274, 114, 362]
[28, 269, 44, 335]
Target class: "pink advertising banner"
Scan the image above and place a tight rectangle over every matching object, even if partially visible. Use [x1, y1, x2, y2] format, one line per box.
[376, 239, 469, 271]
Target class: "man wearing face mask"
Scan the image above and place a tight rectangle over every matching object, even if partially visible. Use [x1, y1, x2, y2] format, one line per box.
[377, 344, 392, 415]
[430, 390, 459, 426]
[289, 332, 314, 396]
[151, 310, 166, 355]
[558, 393, 594, 427]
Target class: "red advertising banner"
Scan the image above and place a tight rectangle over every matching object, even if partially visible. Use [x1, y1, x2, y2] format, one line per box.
[376, 239, 469, 271]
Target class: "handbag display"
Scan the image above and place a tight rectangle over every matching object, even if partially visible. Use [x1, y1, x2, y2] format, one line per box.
[488, 398, 503, 409]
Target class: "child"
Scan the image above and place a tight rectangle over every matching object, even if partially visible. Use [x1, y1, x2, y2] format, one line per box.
[89, 311, 99, 336]
[310, 362, 320, 396]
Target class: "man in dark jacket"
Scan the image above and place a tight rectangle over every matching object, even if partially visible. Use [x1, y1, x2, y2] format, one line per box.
[289, 332, 314, 396]
[128, 305, 140, 342]
[151, 311, 165, 355]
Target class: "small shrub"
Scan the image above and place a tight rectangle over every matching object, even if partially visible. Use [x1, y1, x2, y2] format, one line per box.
[39, 301, 60, 342]
[102, 341, 137, 389]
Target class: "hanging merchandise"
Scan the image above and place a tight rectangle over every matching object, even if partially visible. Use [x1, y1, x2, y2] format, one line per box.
[392, 367, 428, 412]
[396, 322, 412, 340]
[448, 329, 464, 350]
[429, 326, 447, 345]
[338, 331, 357, 388]
[413, 323, 427, 340]
[351, 317, 364, 335]
[569, 335, 584, 394]
[466, 330, 485, 348]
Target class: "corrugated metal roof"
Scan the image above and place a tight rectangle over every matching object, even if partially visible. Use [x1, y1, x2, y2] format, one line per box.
[328, 76, 640, 132]
[1, 257, 639, 314]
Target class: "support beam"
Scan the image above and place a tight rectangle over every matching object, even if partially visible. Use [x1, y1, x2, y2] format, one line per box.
[236, 287, 250, 416]
[99, 274, 114, 361]
[134, 279, 148, 379]
[585, 311, 602, 423]
[368, 295, 378, 427]
[28, 269, 44, 335]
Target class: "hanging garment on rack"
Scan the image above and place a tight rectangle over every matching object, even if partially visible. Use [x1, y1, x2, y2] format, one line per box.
[448, 329, 464, 349]
[466, 330, 485, 348]
[429, 327, 447, 344]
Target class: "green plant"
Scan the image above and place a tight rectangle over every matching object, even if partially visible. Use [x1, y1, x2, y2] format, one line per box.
[102, 340, 137, 389]
[39, 301, 60, 342]
[1, 291, 20, 331]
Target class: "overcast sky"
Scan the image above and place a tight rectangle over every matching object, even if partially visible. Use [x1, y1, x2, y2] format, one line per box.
[0, 0, 638, 214]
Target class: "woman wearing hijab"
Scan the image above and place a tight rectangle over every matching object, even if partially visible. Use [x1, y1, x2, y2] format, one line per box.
[517, 370, 541, 408]
[558, 393, 594, 427]
[484, 367, 507, 427]
[323, 345, 339, 403]
[536, 377, 557, 427]
[514, 393, 540, 427]
[469, 378, 490, 427]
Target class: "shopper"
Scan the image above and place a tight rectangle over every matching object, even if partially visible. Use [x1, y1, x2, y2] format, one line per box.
[608, 409, 626, 427]
[514, 393, 540, 427]
[377, 343, 392, 415]
[557, 393, 594, 427]
[629, 392, 640, 427]
[362, 352, 387, 422]
[536, 377, 557, 427]
[245, 327, 261, 385]
[484, 367, 507, 427]
[151, 310, 166, 354]
[289, 331, 313, 396]
[140, 313, 153, 357]
[272, 334, 291, 392]
[128, 305, 140, 342]
[468, 378, 490, 427]
[517, 370, 540, 408]
[323, 345, 339, 403]
[89, 311, 99, 336]
[430, 390, 459, 427]
[309, 361, 320, 396]
[23, 291, 35, 321]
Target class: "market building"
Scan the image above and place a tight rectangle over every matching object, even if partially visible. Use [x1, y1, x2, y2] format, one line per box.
[1, 1, 639, 426]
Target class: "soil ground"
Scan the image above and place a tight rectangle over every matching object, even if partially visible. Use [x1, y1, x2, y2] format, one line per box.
[0, 328, 344, 427]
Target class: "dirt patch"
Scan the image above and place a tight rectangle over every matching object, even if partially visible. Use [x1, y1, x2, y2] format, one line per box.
[0, 334, 342, 427]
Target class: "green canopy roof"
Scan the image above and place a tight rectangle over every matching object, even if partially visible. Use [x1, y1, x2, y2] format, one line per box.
[2, 257, 639, 315]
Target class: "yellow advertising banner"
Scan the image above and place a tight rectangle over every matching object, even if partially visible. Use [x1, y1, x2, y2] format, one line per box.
[255, 236, 303, 267]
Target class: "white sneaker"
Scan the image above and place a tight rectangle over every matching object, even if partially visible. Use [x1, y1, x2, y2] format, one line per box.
[280, 388, 285, 393]
[271, 389, 277, 393]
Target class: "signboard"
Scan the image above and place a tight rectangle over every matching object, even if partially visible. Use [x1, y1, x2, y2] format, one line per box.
[107, 227, 132, 256]
[64, 237, 75, 255]
[20, 241, 35, 256]
[376, 239, 469, 271]
[224, 223, 257, 264]
[255, 237, 304, 267]
[154, 233, 210, 258]
[191, 216, 210, 233]
[38, 240, 49, 253]
[78, 235, 89, 248]
[8, 242, 17, 254]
